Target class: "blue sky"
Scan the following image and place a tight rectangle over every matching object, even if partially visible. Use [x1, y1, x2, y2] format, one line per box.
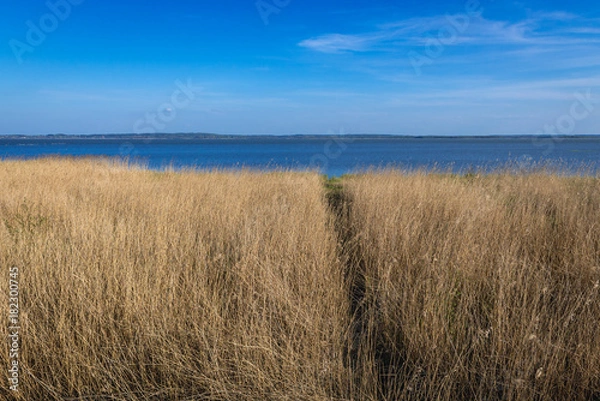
[1, 0, 599, 135]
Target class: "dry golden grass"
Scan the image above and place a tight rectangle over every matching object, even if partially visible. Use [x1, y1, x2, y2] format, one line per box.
[1, 159, 599, 400]
[343, 171, 600, 400]
[0, 158, 352, 400]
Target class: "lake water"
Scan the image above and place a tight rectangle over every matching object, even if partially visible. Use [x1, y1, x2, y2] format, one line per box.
[1, 136, 599, 176]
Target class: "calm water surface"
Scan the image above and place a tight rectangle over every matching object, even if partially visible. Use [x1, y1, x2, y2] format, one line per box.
[1, 136, 599, 176]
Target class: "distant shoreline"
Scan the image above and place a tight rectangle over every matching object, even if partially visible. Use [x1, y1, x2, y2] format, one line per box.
[1, 133, 600, 141]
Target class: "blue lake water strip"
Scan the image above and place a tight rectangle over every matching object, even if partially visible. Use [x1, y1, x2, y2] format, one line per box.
[1, 136, 599, 176]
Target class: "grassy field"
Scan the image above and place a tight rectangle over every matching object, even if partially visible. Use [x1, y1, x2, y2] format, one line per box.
[341, 172, 600, 400]
[0, 159, 599, 400]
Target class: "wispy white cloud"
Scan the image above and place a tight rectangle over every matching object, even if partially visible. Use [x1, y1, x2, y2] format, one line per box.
[298, 33, 379, 53]
[531, 11, 579, 21]
[299, 12, 600, 53]
[386, 76, 600, 105]
[37, 89, 140, 103]
[560, 27, 600, 35]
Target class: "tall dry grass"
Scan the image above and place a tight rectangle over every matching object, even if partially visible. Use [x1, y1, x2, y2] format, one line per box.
[343, 171, 600, 400]
[0, 158, 352, 400]
[1, 159, 599, 400]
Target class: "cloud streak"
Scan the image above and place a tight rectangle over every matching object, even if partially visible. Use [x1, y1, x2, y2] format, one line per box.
[298, 33, 378, 53]
[299, 13, 600, 53]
